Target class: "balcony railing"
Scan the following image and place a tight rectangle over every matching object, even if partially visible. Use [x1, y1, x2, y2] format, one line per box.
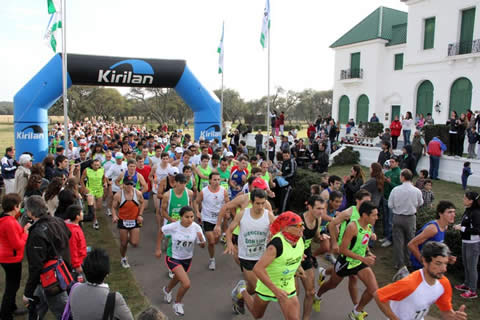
[340, 68, 363, 80]
[447, 39, 480, 56]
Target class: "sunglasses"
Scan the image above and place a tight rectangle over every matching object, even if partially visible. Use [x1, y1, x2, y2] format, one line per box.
[289, 223, 304, 228]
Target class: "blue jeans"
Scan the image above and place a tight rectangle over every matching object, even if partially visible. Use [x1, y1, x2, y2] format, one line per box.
[403, 130, 411, 145]
[382, 198, 393, 241]
[255, 145, 263, 154]
[429, 155, 440, 179]
[34, 285, 68, 320]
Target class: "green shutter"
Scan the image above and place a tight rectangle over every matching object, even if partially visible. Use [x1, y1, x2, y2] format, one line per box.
[450, 78, 472, 115]
[350, 52, 361, 78]
[356, 95, 369, 124]
[394, 53, 404, 70]
[424, 17, 435, 49]
[338, 96, 350, 124]
[416, 80, 434, 117]
[391, 105, 401, 122]
[460, 8, 476, 54]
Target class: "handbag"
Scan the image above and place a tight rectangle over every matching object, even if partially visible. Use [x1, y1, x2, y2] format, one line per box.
[276, 176, 289, 188]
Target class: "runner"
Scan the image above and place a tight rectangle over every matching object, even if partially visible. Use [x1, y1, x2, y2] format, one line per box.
[231, 211, 305, 320]
[375, 242, 467, 320]
[105, 152, 127, 216]
[194, 154, 212, 191]
[217, 157, 231, 192]
[111, 177, 144, 269]
[193, 172, 228, 270]
[155, 206, 206, 316]
[135, 155, 152, 210]
[115, 159, 148, 195]
[229, 156, 249, 199]
[224, 189, 275, 314]
[80, 159, 108, 230]
[181, 165, 197, 195]
[148, 152, 171, 227]
[314, 201, 379, 320]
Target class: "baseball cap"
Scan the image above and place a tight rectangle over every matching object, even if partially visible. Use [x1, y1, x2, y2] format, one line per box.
[115, 152, 124, 159]
[19, 154, 32, 165]
[251, 177, 268, 190]
[226, 152, 234, 157]
[168, 167, 179, 176]
[174, 147, 184, 154]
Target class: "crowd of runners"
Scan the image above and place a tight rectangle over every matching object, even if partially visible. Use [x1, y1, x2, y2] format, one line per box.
[0, 118, 477, 320]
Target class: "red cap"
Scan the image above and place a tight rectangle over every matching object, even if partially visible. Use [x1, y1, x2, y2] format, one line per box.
[251, 177, 268, 190]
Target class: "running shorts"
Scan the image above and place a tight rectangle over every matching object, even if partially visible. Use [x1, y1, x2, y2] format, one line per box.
[239, 258, 258, 272]
[202, 221, 216, 232]
[117, 219, 140, 230]
[334, 256, 367, 278]
[165, 256, 192, 272]
[256, 290, 296, 302]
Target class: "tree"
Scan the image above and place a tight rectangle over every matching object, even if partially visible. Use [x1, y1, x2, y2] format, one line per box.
[214, 88, 247, 123]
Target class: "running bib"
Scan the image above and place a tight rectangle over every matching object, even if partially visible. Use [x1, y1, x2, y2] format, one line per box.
[414, 308, 429, 320]
[246, 243, 266, 258]
[123, 220, 136, 228]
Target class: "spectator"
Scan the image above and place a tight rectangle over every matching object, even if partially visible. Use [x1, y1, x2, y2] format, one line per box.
[343, 165, 365, 207]
[446, 111, 460, 156]
[462, 162, 472, 190]
[383, 156, 401, 249]
[377, 141, 391, 166]
[427, 136, 446, 180]
[467, 125, 479, 158]
[369, 113, 379, 122]
[279, 111, 285, 135]
[43, 155, 56, 182]
[420, 179, 434, 209]
[389, 116, 402, 149]
[307, 123, 316, 143]
[389, 169, 423, 277]
[346, 118, 355, 135]
[0, 194, 29, 320]
[414, 169, 429, 189]
[425, 112, 434, 125]
[399, 145, 416, 175]
[411, 131, 426, 169]
[254, 129, 263, 154]
[328, 120, 337, 147]
[292, 139, 309, 167]
[69, 248, 134, 319]
[64, 205, 87, 282]
[14, 154, 33, 199]
[361, 162, 385, 209]
[312, 142, 329, 173]
[280, 135, 290, 153]
[401, 112, 414, 145]
[43, 177, 63, 216]
[23, 195, 71, 319]
[415, 113, 425, 130]
[276, 150, 297, 212]
[453, 191, 480, 299]
[379, 128, 391, 146]
[137, 307, 167, 320]
[24, 174, 43, 199]
[1, 147, 18, 195]
[55, 189, 78, 220]
[274, 115, 280, 136]
[270, 110, 277, 136]
[457, 113, 468, 157]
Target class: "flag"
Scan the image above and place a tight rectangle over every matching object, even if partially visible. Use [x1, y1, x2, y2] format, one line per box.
[260, 0, 270, 49]
[45, 0, 62, 52]
[217, 22, 224, 74]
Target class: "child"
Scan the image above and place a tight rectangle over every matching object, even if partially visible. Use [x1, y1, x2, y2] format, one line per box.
[462, 162, 472, 190]
[421, 179, 434, 209]
[65, 204, 87, 281]
[468, 126, 480, 158]
[415, 169, 429, 189]
[379, 128, 392, 145]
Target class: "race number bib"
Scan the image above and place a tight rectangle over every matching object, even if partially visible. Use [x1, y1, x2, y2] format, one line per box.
[123, 220, 136, 228]
[414, 308, 429, 320]
[246, 243, 265, 258]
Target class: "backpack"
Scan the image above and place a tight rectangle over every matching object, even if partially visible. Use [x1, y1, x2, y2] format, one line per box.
[62, 284, 116, 320]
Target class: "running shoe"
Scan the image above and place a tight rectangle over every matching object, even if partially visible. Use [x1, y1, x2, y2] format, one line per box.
[378, 238, 387, 243]
[231, 280, 246, 315]
[392, 266, 409, 282]
[325, 253, 336, 264]
[163, 286, 172, 303]
[381, 240, 392, 248]
[348, 310, 368, 320]
[312, 295, 321, 312]
[93, 221, 99, 230]
[208, 258, 216, 271]
[317, 267, 326, 287]
[106, 208, 112, 216]
[460, 290, 478, 299]
[120, 257, 130, 269]
[168, 270, 174, 279]
[454, 284, 469, 292]
[173, 303, 184, 316]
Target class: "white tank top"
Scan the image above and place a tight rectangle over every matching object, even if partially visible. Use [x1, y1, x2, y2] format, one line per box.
[154, 163, 170, 193]
[201, 186, 226, 224]
[238, 208, 270, 261]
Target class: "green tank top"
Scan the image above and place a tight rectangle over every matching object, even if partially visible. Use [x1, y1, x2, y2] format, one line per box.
[197, 166, 212, 190]
[186, 176, 193, 190]
[168, 189, 189, 222]
[345, 220, 372, 269]
[256, 233, 304, 297]
[338, 206, 360, 246]
[86, 167, 104, 191]
[261, 172, 270, 184]
[233, 193, 251, 236]
[218, 167, 230, 190]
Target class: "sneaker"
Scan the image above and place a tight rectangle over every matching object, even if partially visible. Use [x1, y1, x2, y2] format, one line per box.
[93, 221, 99, 230]
[325, 253, 336, 264]
[168, 270, 174, 279]
[106, 208, 112, 216]
[312, 295, 321, 312]
[460, 290, 478, 299]
[317, 267, 326, 287]
[173, 303, 184, 316]
[454, 284, 469, 292]
[208, 258, 216, 271]
[381, 240, 392, 248]
[231, 280, 246, 314]
[378, 238, 387, 243]
[392, 266, 410, 282]
[120, 257, 130, 269]
[348, 310, 368, 320]
[163, 286, 172, 303]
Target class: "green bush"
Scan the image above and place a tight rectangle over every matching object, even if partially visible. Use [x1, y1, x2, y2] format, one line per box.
[423, 124, 450, 153]
[334, 146, 360, 165]
[361, 122, 384, 138]
[290, 168, 324, 211]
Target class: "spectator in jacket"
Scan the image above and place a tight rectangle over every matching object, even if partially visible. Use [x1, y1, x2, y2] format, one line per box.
[379, 128, 391, 146]
[453, 191, 480, 299]
[23, 174, 43, 199]
[43, 155, 56, 182]
[343, 165, 365, 207]
[0, 194, 29, 320]
[312, 142, 329, 173]
[275, 150, 297, 212]
[389, 116, 402, 149]
[399, 145, 417, 175]
[1, 147, 17, 194]
[65, 205, 86, 281]
[382, 156, 402, 248]
[377, 141, 391, 166]
[23, 195, 71, 319]
[427, 136, 447, 180]
[69, 248, 133, 319]
[467, 126, 479, 158]
[457, 113, 468, 157]
[14, 154, 33, 199]
[411, 131, 426, 169]
[462, 162, 472, 190]
[370, 113, 379, 122]
[361, 162, 385, 208]
[279, 111, 285, 135]
[425, 112, 434, 126]
[446, 111, 460, 156]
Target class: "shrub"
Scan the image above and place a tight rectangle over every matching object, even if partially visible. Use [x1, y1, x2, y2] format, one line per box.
[423, 124, 450, 153]
[333, 146, 359, 165]
[361, 122, 384, 138]
[290, 168, 324, 211]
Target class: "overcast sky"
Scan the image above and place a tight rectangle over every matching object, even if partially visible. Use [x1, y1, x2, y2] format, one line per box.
[1, 0, 407, 102]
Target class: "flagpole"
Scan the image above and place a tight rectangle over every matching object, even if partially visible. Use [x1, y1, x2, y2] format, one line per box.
[266, 22, 271, 135]
[61, 0, 69, 161]
[221, 71, 224, 127]
[220, 21, 224, 128]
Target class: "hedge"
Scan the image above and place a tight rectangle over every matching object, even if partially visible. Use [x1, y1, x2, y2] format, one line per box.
[334, 146, 360, 165]
[290, 168, 324, 211]
[360, 122, 384, 138]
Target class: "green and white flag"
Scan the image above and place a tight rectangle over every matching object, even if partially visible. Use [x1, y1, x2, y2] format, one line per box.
[260, 0, 270, 49]
[45, 0, 62, 52]
[217, 22, 224, 74]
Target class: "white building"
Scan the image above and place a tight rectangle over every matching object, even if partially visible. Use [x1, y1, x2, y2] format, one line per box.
[331, 0, 480, 127]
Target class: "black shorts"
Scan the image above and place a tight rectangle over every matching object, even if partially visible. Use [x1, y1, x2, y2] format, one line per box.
[301, 251, 317, 271]
[232, 234, 238, 245]
[334, 256, 367, 278]
[239, 258, 258, 272]
[117, 219, 140, 230]
[203, 221, 216, 232]
[165, 256, 192, 272]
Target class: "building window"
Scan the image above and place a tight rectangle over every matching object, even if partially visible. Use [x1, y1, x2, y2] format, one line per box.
[350, 52, 361, 78]
[459, 8, 476, 54]
[424, 17, 436, 49]
[394, 53, 404, 70]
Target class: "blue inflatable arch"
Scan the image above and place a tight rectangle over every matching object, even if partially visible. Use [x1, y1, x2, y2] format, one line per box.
[14, 54, 221, 161]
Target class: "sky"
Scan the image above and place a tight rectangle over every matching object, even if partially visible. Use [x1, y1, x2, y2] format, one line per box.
[0, 0, 407, 102]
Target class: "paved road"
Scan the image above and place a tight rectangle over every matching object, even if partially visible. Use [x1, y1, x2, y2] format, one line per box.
[109, 205, 388, 319]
